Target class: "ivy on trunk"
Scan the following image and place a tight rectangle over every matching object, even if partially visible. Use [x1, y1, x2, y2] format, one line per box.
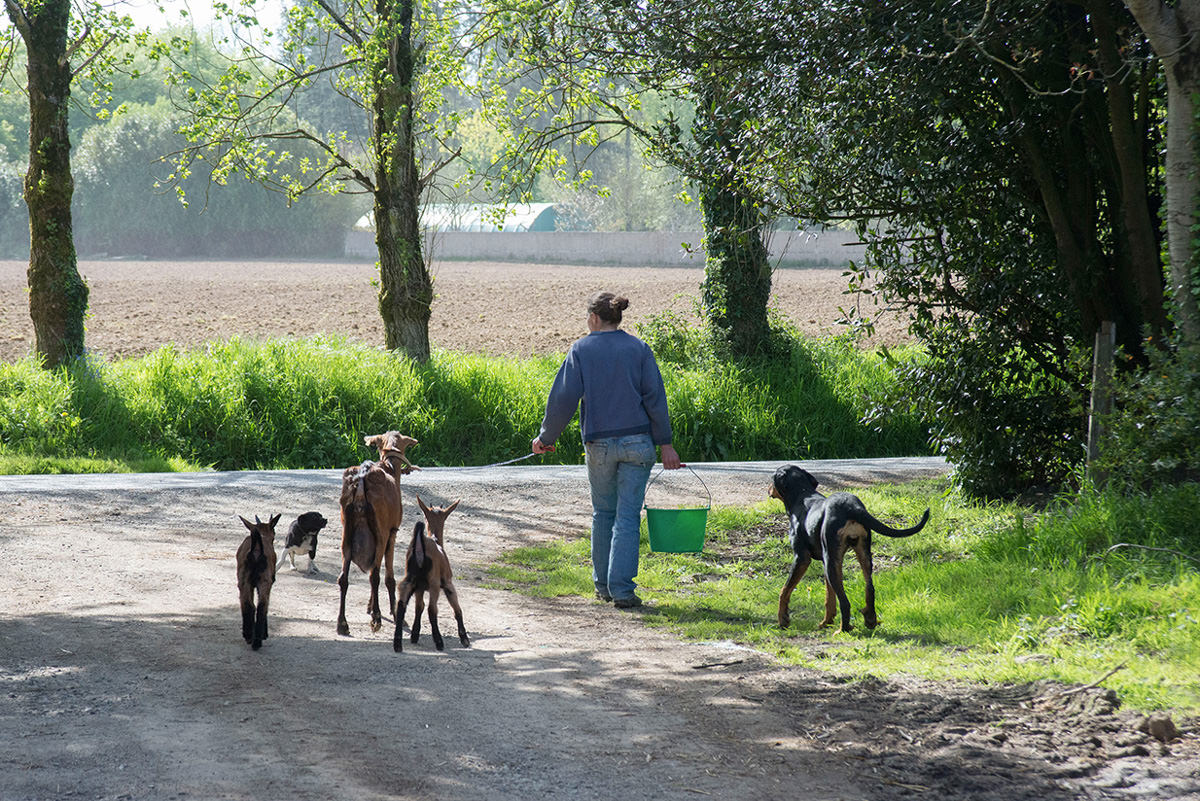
[7, 0, 88, 368]
[372, 0, 432, 361]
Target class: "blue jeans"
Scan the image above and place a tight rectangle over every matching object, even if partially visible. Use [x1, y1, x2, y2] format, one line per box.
[585, 433, 656, 601]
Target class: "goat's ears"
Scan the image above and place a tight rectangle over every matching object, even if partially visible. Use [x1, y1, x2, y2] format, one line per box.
[416, 494, 429, 513]
[269, 513, 281, 528]
[239, 516, 255, 531]
[445, 499, 460, 514]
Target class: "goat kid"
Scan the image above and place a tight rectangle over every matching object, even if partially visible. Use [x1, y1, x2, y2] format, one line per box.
[236, 514, 280, 650]
[394, 496, 469, 653]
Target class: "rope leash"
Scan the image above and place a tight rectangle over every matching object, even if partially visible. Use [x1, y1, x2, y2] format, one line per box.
[445, 451, 540, 471]
[481, 452, 539, 468]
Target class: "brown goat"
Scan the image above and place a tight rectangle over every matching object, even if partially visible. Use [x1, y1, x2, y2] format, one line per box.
[337, 431, 419, 637]
[394, 496, 469, 653]
[236, 514, 279, 650]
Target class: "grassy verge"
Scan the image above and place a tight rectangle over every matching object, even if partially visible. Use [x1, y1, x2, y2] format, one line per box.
[489, 478, 1200, 714]
[0, 330, 928, 473]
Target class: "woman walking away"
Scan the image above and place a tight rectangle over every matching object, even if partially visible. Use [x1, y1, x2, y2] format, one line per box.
[532, 292, 682, 609]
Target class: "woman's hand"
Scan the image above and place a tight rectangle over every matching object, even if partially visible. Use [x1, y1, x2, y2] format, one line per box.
[531, 437, 556, 455]
[660, 444, 683, 470]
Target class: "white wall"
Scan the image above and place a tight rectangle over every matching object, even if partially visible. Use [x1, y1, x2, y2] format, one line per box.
[344, 229, 866, 267]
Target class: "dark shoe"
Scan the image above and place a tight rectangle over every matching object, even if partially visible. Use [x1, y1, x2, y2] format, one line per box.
[595, 590, 613, 602]
[613, 595, 642, 609]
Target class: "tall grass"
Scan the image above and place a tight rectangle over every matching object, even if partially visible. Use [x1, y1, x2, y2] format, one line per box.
[490, 479, 1200, 713]
[0, 331, 929, 473]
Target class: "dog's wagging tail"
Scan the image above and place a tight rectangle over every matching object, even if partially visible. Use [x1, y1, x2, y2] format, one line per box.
[770, 464, 930, 633]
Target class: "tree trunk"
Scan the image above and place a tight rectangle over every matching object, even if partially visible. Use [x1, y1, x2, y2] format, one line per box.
[699, 183, 772, 356]
[1161, 63, 1200, 345]
[372, 0, 431, 362]
[10, 0, 89, 368]
[1123, 0, 1200, 346]
[1089, 2, 1167, 343]
[693, 84, 773, 357]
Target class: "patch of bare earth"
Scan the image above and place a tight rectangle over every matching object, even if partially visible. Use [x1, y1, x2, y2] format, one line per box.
[1, 260, 1197, 800]
[0, 258, 909, 362]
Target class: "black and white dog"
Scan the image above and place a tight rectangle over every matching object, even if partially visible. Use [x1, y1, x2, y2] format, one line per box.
[277, 511, 328, 575]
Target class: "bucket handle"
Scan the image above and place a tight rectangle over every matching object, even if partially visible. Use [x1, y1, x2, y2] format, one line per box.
[644, 464, 711, 509]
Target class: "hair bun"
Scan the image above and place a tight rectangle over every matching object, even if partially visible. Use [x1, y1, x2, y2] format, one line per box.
[587, 290, 628, 324]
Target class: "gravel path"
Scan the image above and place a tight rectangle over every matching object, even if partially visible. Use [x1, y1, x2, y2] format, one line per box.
[3, 456, 1198, 801]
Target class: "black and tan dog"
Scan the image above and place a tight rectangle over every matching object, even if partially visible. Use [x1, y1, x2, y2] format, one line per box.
[770, 464, 929, 632]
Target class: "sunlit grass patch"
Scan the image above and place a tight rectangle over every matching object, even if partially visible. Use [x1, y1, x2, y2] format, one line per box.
[0, 330, 929, 474]
[0, 452, 199, 475]
[490, 479, 1200, 714]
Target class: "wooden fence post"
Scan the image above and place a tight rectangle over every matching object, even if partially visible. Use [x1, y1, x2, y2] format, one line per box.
[1086, 321, 1116, 485]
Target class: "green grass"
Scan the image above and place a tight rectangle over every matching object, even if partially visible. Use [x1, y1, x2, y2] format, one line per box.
[0, 331, 929, 473]
[489, 479, 1200, 714]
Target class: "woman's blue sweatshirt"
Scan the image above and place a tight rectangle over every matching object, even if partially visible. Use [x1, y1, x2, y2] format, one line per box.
[537, 329, 673, 446]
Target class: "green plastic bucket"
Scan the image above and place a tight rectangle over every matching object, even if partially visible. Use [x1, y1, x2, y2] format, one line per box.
[644, 466, 711, 553]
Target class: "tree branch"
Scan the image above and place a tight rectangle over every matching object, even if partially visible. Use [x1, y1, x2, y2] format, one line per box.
[69, 31, 121, 78]
[63, 20, 90, 63]
[3, 0, 30, 38]
[418, 145, 461, 190]
[1123, 0, 1188, 66]
[312, 0, 364, 47]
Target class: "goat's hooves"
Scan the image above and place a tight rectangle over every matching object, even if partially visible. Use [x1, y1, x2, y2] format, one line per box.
[252, 640, 262, 650]
[337, 621, 351, 637]
[369, 620, 382, 633]
[460, 637, 471, 648]
[410, 632, 420, 644]
[777, 617, 790, 629]
[434, 640, 445, 651]
[393, 640, 403, 653]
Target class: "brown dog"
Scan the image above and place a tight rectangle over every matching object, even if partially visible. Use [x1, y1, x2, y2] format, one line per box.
[770, 465, 929, 632]
[336, 431, 418, 637]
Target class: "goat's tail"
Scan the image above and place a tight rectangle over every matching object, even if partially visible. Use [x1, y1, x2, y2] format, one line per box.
[867, 507, 930, 538]
[406, 521, 430, 576]
[246, 526, 270, 583]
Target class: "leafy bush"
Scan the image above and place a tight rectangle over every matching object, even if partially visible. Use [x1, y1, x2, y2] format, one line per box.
[886, 321, 1087, 499]
[1101, 340, 1200, 488]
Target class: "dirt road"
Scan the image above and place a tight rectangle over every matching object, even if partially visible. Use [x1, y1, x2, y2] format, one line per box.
[2, 458, 1197, 801]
